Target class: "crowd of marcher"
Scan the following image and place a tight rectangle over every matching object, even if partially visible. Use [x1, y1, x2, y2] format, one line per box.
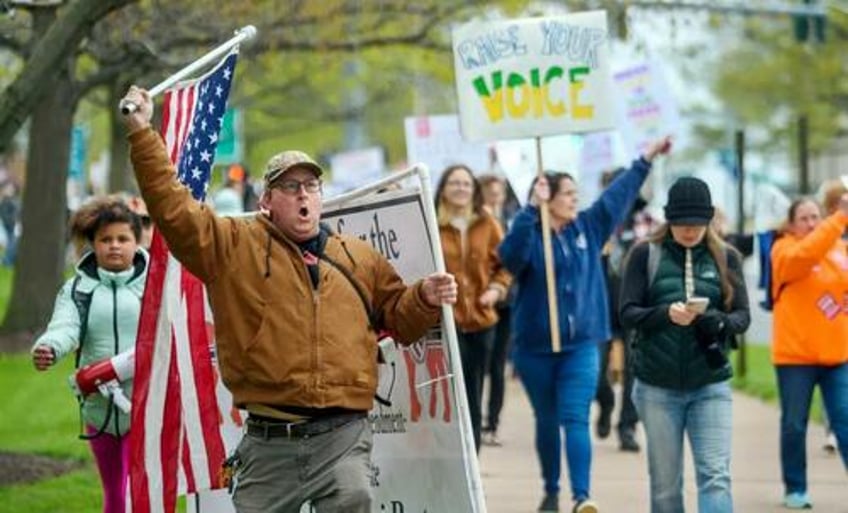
[26, 84, 848, 513]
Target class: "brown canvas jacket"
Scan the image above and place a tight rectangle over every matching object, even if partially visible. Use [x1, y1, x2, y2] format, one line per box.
[129, 128, 440, 411]
[439, 213, 511, 332]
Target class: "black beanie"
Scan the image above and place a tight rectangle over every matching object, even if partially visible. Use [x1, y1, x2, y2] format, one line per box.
[664, 177, 714, 226]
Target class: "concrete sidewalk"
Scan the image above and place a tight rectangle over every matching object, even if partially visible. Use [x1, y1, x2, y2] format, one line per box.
[479, 378, 846, 512]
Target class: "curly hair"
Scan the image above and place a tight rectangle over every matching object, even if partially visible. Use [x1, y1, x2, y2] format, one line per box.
[69, 195, 142, 245]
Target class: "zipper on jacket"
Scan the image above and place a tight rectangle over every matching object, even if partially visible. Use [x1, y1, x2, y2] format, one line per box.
[111, 282, 120, 436]
[307, 261, 320, 394]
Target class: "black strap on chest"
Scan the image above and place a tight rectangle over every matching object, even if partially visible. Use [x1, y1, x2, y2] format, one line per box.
[70, 275, 94, 369]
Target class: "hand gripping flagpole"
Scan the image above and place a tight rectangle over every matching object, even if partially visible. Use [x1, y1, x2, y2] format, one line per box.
[119, 25, 257, 115]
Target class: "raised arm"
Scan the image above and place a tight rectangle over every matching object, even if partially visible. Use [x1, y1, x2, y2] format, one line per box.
[772, 209, 848, 288]
[121, 86, 234, 282]
[583, 136, 670, 243]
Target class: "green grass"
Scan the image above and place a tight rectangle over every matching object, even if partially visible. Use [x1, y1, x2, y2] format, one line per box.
[0, 266, 12, 319]
[0, 468, 102, 513]
[733, 342, 824, 423]
[0, 260, 195, 511]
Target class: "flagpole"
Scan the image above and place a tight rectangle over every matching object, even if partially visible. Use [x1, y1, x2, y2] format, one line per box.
[120, 25, 257, 114]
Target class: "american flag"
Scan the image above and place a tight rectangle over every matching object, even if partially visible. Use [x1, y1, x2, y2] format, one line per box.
[130, 50, 238, 513]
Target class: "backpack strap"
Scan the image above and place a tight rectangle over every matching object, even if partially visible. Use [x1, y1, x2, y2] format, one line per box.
[319, 253, 379, 332]
[70, 275, 94, 369]
[647, 242, 661, 286]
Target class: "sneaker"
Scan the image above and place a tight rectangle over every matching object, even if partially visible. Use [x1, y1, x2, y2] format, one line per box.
[595, 409, 612, 439]
[573, 498, 599, 513]
[538, 494, 558, 512]
[482, 430, 503, 447]
[783, 492, 812, 509]
[823, 433, 837, 454]
[619, 431, 641, 453]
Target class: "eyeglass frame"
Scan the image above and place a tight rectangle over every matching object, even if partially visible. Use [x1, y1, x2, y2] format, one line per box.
[269, 177, 323, 195]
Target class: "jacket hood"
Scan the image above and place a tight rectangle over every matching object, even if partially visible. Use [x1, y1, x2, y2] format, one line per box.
[76, 248, 149, 286]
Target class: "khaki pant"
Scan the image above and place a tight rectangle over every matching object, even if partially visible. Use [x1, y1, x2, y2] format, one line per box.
[233, 418, 372, 513]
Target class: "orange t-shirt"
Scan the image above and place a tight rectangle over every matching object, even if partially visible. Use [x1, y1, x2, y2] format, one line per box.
[771, 211, 848, 365]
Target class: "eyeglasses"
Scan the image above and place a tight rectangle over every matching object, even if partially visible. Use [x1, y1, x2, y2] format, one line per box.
[272, 178, 322, 195]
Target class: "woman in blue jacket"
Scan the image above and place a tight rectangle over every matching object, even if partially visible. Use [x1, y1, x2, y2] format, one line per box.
[499, 137, 670, 513]
[32, 196, 148, 513]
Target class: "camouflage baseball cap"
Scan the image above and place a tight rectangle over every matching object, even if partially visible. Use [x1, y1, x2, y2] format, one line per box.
[264, 150, 323, 186]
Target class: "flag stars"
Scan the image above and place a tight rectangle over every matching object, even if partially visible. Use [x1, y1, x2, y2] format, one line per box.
[200, 150, 212, 163]
[215, 85, 223, 97]
[191, 167, 202, 180]
[223, 67, 232, 79]
[208, 132, 218, 144]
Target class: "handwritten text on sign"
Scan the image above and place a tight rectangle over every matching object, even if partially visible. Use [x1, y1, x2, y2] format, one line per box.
[452, 11, 614, 141]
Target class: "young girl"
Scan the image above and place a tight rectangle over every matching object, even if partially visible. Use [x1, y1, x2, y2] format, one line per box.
[32, 196, 148, 513]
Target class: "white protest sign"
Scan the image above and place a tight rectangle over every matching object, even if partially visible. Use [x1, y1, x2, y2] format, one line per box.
[494, 135, 580, 205]
[452, 11, 614, 142]
[578, 131, 616, 204]
[329, 146, 386, 192]
[613, 61, 681, 158]
[190, 187, 481, 513]
[323, 188, 480, 513]
[404, 114, 491, 183]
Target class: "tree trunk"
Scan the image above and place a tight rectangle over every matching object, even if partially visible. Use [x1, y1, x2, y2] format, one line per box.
[0, 0, 136, 154]
[0, 9, 76, 340]
[108, 78, 133, 193]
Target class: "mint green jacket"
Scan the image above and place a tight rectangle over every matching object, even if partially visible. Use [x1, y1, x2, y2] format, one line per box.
[33, 249, 148, 436]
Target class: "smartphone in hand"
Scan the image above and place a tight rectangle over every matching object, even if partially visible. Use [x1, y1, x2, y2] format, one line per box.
[685, 296, 709, 314]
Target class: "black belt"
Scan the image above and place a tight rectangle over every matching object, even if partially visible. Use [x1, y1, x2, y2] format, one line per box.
[246, 412, 366, 440]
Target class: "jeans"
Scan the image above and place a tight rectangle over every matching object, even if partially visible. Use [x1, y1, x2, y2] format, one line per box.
[513, 344, 599, 502]
[485, 304, 512, 432]
[233, 418, 372, 513]
[775, 363, 848, 494]
[633, 379, 733, 513]
[458, 327, 495, 452]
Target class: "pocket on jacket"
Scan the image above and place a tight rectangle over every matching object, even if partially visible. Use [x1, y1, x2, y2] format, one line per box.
[242, 313, 301, 387]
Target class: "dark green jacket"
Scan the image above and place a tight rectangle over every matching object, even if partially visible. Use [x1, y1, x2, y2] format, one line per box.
[619, 237, 750, 390]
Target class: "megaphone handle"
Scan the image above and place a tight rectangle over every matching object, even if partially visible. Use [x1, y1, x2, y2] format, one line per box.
[111, 388, 132, 414]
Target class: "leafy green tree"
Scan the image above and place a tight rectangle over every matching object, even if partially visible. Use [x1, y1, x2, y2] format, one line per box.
[0, 0, 532, 341]
[699, 9, 848, 158]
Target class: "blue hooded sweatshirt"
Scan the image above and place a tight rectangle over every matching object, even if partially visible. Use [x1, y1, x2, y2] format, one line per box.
[499, 157, 651, 353]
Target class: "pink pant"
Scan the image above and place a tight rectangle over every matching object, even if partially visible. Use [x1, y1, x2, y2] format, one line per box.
[87, 426, 130, 513]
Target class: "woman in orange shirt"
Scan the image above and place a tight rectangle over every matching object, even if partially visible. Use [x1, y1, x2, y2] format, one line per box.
[770, 192, 848, 509]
